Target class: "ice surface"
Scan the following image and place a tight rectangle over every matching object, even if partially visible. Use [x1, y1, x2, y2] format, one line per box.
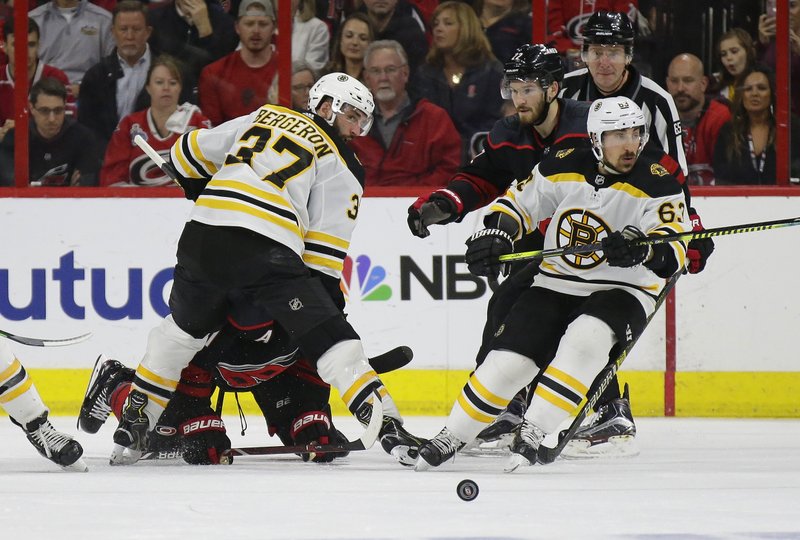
[1, 416, 799, 539]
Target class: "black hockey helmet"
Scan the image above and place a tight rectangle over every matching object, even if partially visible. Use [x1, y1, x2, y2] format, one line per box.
[501, 44, 564, 98]
[582, 10, 635, 49]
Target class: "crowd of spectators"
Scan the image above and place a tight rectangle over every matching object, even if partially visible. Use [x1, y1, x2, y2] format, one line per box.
[0, 0, 797, 187]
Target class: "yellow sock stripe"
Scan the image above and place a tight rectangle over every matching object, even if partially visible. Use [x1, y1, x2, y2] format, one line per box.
[0, 377, 33, 403]
[544, 365, 588, 395]
[130, 385, 169, 410]
[456, 393, 495, 423]
[341, 370, 379, 406]
[534, 385, 578, 413]
[468, 373, 509, 408]
[0, 359, 22, 383]
[135, 365, 179, 392]
[378, 386, 388, 398]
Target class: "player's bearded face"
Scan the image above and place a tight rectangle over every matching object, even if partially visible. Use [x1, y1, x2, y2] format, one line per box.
[600, 127, 643, 173]
[334, 103, 371, 141]
[508, 81, 545, 125]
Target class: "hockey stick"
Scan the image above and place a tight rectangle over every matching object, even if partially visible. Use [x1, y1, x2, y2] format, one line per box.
[499, 216, 800, 264]
[217, 388, 384, 464]
[536, 271, 682, 464]
[370, 345, 413, 374]
[0, 328, 91, 347]
[133, 134, 180, 182]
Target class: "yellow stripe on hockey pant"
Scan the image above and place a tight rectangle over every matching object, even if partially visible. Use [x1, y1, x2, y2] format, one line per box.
[195, 199, 303, 238]
[0, 358, 22, 383]
[468, 374, 509, 408]
[135, 365, 179, 392]
[0, 377, 33, 403]
[534, 384, 578, 414]
[456, 393, 495, 424]
[544, 365, 588, 396]
[340, 370, 379, 406]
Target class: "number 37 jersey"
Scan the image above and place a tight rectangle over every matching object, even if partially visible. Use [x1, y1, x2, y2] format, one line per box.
[170, 105, 365, 280]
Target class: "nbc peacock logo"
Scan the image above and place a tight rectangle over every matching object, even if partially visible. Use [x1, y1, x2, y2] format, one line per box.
[341, 255, 392, 301]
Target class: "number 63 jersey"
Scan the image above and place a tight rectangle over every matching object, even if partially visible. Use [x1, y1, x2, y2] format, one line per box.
[491, 146, 690, 315]
[169, 104, 364, 281]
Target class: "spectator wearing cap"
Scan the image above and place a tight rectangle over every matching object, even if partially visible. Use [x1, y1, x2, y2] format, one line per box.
[146, 0, 238, 95]
[199, 0, 278, 125]
[349, 40, 460, 186]
[29, 0, 114, 96]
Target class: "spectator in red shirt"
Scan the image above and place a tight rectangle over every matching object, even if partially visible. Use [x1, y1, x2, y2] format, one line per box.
[349, 40, 460, 187]
[666, 53, 731, 186]
[198, 0, 278, 125]
[1, 18, 71, 139]
[101, 55, 210, 186]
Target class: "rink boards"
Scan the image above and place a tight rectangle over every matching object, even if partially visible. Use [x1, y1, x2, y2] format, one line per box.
[1, 195, 799, 417]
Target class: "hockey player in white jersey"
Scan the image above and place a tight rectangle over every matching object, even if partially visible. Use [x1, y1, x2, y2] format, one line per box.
[415, 97, 690, 471]
[111, 73, 414, 464]
[0, 337, 87, 471]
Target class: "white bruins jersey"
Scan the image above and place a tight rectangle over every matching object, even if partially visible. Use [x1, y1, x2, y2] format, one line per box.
[170, 105, 364, 280]
[490, 146, 689, 314]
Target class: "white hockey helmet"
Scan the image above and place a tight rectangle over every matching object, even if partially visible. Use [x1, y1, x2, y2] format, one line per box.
[586, 96, 649, 161]
[308, 72, 375, 135]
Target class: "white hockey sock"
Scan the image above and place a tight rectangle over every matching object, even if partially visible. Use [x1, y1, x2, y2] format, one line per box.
[316, 339, 400, 420]
[0, 354, 48, 426]
[131, 315, 208, 424]
[446, 350, 539, 443]
[526, 315, 617, 434]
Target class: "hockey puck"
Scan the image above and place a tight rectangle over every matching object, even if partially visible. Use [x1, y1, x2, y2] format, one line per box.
[456, 479, 479, 501]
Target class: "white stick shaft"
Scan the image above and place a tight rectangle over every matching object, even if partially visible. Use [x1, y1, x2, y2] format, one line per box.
[134, 135, 166, 168]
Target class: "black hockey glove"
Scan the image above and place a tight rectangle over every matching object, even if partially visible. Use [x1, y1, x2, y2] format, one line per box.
[465, 228, 514, 278]
[407, 191, 459, 238]
[178, 412, 231, 465]
[686, 208, 714, 274]
[289, 407, 348, 463]
[602, 226, 652, 268]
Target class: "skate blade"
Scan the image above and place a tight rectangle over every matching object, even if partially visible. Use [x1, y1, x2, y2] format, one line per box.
[109, 444, 143, 466]
[62, 457, 89, 473]
[561, 435, 639, 459]
[503, 453, 532, 473]
[461, 434, 514, 457]
[390, 446, 417, 467]
[413, 456, 434, 472]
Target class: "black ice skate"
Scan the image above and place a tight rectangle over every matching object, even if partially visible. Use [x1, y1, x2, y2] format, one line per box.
[379, 416, 426, 466]
[24, 412, 88, 472]
[78, 356, 134, 434]
[562, 383, 638, 459]
[505, 419, 545, 472]
[414, 427, 465, 471]
[110, 389, 151, 465]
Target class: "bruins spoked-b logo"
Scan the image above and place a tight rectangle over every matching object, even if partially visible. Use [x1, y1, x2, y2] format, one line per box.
[556, 210, 611, 269]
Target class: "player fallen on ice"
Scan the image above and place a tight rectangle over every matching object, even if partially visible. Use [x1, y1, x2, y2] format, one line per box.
[109, 73, 420, 465]
[414, 97, 689, 471]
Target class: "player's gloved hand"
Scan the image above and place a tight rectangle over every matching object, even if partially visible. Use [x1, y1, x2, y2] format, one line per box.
[686, 208, 714, 273]
[290, 409, 344, 463]
[465, 228, 514, 278]
[178, 413, 230, 465]
[407, 191, 458, 238]
[602, 225, 652, 267]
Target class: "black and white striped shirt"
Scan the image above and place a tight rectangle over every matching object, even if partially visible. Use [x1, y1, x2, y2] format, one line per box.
[559, 65, 688, 176]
